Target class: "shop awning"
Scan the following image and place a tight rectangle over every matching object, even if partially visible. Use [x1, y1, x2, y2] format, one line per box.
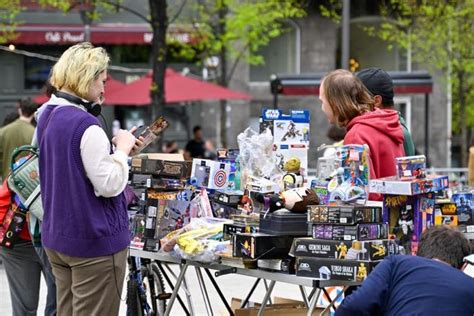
[33, 75, 126, 104]
[8, 23, 197, 45]
[270, 71, 433, 96]
[105, 69, 251, 105]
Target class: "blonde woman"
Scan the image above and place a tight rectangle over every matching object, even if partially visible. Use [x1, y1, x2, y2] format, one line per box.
[37, 42, 139, 315]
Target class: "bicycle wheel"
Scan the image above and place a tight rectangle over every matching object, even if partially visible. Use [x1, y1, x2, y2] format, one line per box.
[150, 262, 167, 315]
[126, 277, 144, 316]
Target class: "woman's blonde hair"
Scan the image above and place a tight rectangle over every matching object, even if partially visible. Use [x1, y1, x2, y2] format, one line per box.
[50, 42, 110, 99]
[322, 69, 375, 127]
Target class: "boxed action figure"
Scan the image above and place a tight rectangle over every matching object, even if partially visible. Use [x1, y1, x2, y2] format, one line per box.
[131, 154, 192, 179]
[214, 189, 243, 206]
[311, 223, 388, 241]
[308, 205, 383, 225]
[232, 232, 294, 259]
[452, 193, 473, 225]
[369, 175, 449, 196]
[191, 159, 231, 190]
[292, 238, 399, 261]
[396, 155, 426, 180]
[257, 258, 296, 274]
[296, 257, 377, 282]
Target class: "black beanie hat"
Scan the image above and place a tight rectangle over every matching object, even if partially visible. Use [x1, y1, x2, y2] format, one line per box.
[356, 67, 394, 106]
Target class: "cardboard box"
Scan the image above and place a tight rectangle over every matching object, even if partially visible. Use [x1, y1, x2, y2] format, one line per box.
[311, 223, 388, 241]
[308, 205, 383, 225]
[233, 232, 294, 259]
[369, 175, 449, 196]
[223, 223, 259, 240]
[229, 297, 314, 316]
[214, 189, 243, 206]
[191, 159, 231, 189]
[131, 157, 191, 179]
[296, 257, 377, 282]
[292, 237, 399, 261]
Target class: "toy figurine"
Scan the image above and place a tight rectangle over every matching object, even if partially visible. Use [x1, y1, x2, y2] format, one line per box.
[371, 243, 386, 258]
[257, 188, 320, 215]
[356, 263, 368, 281]
[346, 240, 367, 260]
[336, 242, 348, 259]
[282, 157, 304, 190]
[281, 121, 301, 141]
[393, 205, 414, 246]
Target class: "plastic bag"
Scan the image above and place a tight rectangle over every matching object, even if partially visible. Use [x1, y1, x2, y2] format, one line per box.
[237, 127, 283, 185]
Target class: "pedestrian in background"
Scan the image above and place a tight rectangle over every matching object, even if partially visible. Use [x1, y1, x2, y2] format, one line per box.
[357, 67, 416, 156]
[0, 97, 57, 316]
[0, 98, 37, 180]
[184, 125, 206, 160]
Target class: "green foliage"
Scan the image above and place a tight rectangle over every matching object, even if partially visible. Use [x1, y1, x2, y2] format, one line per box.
[375, 0, 474, 134]
[175, 0, 306, 83]
[0, 0, 21, 43]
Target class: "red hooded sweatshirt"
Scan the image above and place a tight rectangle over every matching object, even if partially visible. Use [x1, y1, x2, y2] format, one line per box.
[344, 109, 405, 181]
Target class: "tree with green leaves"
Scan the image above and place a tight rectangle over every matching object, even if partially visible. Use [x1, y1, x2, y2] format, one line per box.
[320, 0, 474, 167]
[176, 0, 306, 147]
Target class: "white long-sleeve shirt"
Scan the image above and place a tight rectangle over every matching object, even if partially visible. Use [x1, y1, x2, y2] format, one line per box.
[35, 95, 128, 198]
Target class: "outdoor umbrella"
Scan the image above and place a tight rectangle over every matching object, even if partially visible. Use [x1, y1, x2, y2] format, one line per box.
[104, 68, 251, 105]
[33, 75, 127, 104]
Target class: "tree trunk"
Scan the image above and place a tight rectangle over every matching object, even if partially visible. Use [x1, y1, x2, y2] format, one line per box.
[218, 1, 228, 148]
[149, 0, 168, 151]
[458, 70, 467, 167]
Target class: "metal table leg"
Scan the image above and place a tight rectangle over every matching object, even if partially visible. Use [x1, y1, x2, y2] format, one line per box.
[257, 280, 276, 316]
[263, 279, 273, 305]
[181, 269, 195, 315]
[321, 286, 347, 315]
[196, 267, 213, 316]
[307, 288, 320, 316]
[156, 262, 191, 315]
[164, 262, 189, 316]
[241, 278, 261, 308]
[299, 285, 309, 308]
[203, 268, 234, 315]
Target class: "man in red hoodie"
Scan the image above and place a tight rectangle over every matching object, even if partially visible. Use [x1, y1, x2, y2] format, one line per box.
[320, 69, 405, 181]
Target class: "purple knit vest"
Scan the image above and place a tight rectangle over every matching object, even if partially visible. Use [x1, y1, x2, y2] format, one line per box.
[37, 105, 129, 257]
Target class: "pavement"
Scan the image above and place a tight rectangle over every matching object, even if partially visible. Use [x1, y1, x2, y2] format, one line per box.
[0, 260, 307, 315]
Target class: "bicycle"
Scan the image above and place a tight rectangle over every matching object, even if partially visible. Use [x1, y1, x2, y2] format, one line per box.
[126, 256, 167, 316]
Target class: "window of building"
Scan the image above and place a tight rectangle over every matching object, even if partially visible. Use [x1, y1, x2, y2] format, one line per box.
[249, 22, 300, 82]
[24, 57, 54, 90]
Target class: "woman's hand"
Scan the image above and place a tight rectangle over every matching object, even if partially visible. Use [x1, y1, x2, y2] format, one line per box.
[112, 129, 136, 156]
[128, 126, 145, 156]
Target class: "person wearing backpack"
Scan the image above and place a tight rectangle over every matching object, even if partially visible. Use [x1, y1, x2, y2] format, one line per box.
[0, 99, 57, 316]
[37, 42, 141, 316]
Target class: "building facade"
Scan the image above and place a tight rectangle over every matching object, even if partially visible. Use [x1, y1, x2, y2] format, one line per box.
[0, 0, 449, 167]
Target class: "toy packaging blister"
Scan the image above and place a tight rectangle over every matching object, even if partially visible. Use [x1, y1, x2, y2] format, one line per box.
[327, 144, 370, 203]
[396, 155, 426, 181]
[260, 109, 310, 177]
[452, 192, 473, 225]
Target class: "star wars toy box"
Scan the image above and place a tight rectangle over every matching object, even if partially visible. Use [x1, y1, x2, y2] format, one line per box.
[308, 205, 383, 225]
[190, 159, 231, 190]
[260, 109, 310, 176]
[232, 232, 294, 259]
[452, 192, 473, 225]
[291, 237, 399, 261]
[396, 155, 427, 181]
[296, 257, 377, 282]
[131, 153, 192, 179]
[434, 201, 458, 226]
[369, 174, 449, 196]
[311, 223, 388, 241]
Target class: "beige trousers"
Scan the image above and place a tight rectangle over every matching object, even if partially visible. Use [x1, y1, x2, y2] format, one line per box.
[45, 247, 127, 316]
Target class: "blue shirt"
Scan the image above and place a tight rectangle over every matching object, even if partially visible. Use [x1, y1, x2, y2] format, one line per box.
[336, 255, 474, 316]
